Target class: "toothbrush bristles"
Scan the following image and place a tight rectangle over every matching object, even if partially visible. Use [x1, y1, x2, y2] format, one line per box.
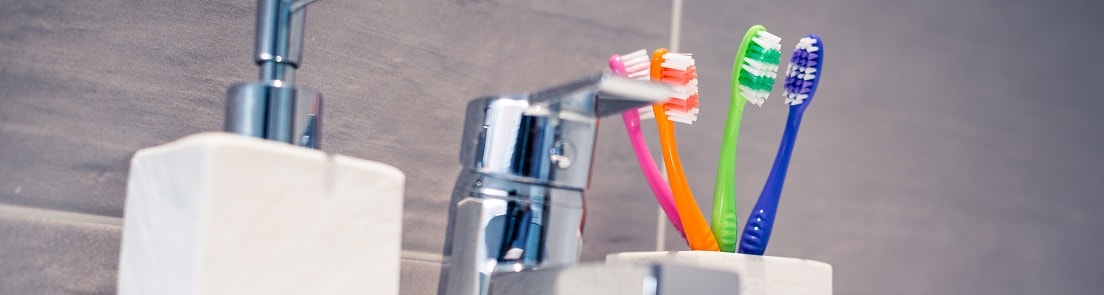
[783, 36, 822, 106]
[660, 52, 700, 124]
[620, 49, 656, 119]
[738, 30, 782, 106]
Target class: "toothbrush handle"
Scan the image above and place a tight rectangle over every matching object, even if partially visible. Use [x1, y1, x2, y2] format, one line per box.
[654, 104, 719, 251]
[712, 95, 746, 253]
[648, 49, 717, 251]
[622, 110, 686, 238]
[738, 108, 803, 255]
[610, 54, 686, 238]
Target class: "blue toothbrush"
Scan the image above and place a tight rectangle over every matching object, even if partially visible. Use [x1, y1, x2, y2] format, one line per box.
[738, 34, 824, 255]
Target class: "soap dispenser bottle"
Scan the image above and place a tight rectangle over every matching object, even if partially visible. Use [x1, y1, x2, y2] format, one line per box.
[438, 73, 671, 295]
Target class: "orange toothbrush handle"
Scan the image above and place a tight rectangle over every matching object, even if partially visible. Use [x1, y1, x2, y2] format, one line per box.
[650, 49, 719, 251]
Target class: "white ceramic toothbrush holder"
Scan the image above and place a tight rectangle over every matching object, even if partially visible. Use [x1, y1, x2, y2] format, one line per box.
[606, 251, 832, 295]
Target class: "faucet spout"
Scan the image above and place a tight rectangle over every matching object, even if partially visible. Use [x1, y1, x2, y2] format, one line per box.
[527, 73, 669, 118]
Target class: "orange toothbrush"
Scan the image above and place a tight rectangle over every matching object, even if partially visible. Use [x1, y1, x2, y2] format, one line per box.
[650, 48, 719, 251]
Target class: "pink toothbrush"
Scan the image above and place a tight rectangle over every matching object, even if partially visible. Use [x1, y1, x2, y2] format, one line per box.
[610, 51, 685, 238]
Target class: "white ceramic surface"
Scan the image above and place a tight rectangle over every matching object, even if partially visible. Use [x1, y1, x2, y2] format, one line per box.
[117, 132, 405, 295]
[606, 251, 832, 295]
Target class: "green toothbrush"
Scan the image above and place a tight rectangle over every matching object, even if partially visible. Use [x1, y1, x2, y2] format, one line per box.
[711, 25, 782, 252]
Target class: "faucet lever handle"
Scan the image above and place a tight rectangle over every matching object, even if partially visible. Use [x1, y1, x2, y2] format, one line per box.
[594, 75, 670, 117]
[528, 73, 670, 118]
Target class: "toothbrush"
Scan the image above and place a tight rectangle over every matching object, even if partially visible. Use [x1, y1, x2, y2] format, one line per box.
[650, 48, 719, 251]
[738, 34, 824, 255]
[712, 25, 783, 252]
[610, 50, 686, 238]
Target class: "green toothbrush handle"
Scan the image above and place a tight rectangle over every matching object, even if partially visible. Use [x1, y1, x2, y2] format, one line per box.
[713, 24, 774, 253]
[712, 94, 746, 253]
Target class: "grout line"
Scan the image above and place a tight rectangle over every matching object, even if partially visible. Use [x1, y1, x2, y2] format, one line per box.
[0, 203, 445, 264]
[0, 203, 124, 227]
[656, 0, 684, 251]
[669, 0, 683, 52]
[401, 250, 444, 263]
[656, 207, 666, 251]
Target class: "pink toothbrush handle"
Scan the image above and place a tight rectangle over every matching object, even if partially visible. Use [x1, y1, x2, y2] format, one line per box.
[622, 110, 686, 237]
[610, 55, 685, 238]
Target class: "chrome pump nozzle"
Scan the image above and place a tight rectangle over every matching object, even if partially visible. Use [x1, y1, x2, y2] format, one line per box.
[224, 0, 324, 148]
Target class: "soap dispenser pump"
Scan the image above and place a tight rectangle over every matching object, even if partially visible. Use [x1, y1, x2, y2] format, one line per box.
[225, 0, 324, 148]
[438, 73, 671, 295]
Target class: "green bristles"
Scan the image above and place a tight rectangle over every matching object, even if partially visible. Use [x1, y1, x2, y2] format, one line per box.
[738, 73, 776, 92]
[739, 44, 782, 92]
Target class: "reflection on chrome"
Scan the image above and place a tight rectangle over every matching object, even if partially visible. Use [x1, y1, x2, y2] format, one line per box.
[438, 74, 670, 295]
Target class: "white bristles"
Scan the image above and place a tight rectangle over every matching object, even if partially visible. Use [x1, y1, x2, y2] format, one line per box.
[666, 79, 696, 101]
[668, 79, 698, 100]
[753, 31, 783, 51]
[758, 31, 782, 43]
[626, 66, 650, 80]
[797, 37, 816, 46]
[784, 93, 810, 105]
[620, 49, 654, 119]
[638, 106, 655, 119]
[795, 37, 818, 52]
[740, 85, 770, 106]
[669, 85, 689, 99]
[621, 49, 651, 81]
[753, 37, 782, 51]
[622, 49, 651, 80]
[622, 49, 649, 66]
[666, 106, 700, 124]
[660, 53, 694, 70]
[741, 59, 777, 77]
[666, 108, 699, 124]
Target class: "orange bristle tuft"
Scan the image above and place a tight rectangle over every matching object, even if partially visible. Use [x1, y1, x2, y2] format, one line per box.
[661, 66, 697, 85]
[664, 93, 699, 112]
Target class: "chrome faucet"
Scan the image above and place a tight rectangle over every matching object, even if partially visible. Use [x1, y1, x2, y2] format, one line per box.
[438, 73, 670, 295]
[224, 0, 324, 148]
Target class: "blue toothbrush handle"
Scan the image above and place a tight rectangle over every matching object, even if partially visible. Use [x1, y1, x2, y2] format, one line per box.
[738, 108, 804, 255]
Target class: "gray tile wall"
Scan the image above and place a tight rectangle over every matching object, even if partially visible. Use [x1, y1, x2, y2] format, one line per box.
[2, 0, 1103, 294]
[0, 211, 119, 295]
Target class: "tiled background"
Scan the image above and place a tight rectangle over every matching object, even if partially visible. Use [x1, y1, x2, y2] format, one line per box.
[2, 0, 1103, 294]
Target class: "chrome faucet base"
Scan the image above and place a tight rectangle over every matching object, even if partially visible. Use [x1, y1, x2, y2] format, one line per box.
[439, 174, 585, 295]
[439, 73, 670, 295]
